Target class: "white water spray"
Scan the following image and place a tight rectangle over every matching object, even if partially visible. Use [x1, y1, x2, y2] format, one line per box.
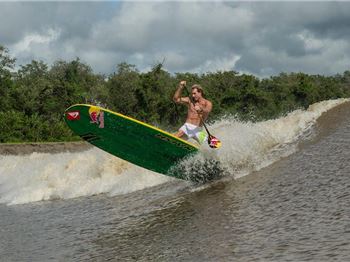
[0, 149, 171, 205]
[0, 98, 348, 205]
[205, 98, 350, 178]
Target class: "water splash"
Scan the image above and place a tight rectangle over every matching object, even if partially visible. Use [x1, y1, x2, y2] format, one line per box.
[196, 98, 350, 179]
[0, 98, 348, 205]
[0, 149, 171, 205]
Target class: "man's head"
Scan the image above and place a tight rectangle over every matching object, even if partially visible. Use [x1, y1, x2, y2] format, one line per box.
[191, 84, 204, 102]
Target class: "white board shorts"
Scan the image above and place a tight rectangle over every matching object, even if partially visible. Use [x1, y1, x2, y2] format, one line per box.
[179, 123, 207, 144]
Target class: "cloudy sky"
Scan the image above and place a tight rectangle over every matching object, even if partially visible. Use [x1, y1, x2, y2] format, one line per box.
[1, 1, 350, 77]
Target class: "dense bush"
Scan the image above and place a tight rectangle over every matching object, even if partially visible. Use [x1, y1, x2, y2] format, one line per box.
[0, 45, 349, 142]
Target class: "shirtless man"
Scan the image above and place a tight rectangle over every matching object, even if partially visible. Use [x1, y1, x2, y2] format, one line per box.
[173, 80, 212, 144]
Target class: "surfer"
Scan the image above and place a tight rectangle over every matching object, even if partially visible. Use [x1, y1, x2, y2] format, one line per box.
[173, 81, 212, 144]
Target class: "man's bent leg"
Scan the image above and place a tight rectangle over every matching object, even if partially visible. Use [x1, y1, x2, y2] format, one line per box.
[174, 129, 186, 138]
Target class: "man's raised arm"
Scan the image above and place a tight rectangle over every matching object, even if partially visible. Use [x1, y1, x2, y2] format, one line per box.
[173, 80, 189, 104]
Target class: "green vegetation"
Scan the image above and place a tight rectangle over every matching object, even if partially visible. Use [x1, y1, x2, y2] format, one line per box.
[1, 45, 350, 143]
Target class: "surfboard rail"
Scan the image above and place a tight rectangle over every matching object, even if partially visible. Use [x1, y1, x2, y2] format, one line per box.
[64, 104, 198, 179]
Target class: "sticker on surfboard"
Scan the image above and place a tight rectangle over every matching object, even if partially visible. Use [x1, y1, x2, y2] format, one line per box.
[89, 106, 104, 128]
[66, 111, 80, 120]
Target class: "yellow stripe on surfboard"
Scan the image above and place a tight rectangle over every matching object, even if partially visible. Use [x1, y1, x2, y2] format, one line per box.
[68, 104, 199, 149]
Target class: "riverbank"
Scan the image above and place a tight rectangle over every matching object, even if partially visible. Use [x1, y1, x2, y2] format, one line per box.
[1, 99, 349, 156]
[0, 141, 92, 155]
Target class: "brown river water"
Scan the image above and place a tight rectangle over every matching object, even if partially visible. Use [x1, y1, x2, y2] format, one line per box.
[0, 99, 349, 261]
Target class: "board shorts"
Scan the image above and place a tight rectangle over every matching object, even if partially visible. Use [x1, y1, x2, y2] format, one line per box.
[179, 123, 207, 144]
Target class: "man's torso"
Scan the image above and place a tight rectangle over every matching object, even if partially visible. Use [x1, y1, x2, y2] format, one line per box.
[186, 99, 209, 126]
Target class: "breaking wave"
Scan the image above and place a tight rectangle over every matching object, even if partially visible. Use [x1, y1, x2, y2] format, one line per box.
[0, 98, 348, 205]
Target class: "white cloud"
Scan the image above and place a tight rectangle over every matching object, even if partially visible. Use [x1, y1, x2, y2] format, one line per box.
[297, 31, 325, 52]
[1, 2, 350, 76]
[190, 54, 241, 74]
[11, 28, 60, 53]
[9, 28, 61, 66]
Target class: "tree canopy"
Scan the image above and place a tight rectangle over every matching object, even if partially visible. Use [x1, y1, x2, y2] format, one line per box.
[0, 45, 349, 143]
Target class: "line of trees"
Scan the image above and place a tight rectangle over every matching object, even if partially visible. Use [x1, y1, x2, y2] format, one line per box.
[1, 45, 350, 143]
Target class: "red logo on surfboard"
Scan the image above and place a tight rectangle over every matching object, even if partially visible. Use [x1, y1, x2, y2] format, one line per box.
[89, 107, 104, 128]
[66, 111, 80, 120]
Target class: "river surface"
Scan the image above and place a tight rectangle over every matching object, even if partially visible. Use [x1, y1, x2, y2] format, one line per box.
[0, 99, 350, 261]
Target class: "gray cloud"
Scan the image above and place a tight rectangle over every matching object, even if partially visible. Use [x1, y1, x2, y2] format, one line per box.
[0, 2, 350, 77]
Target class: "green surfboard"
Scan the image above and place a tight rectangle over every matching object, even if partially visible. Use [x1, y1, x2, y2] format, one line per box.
[64, 104, 198, 179]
